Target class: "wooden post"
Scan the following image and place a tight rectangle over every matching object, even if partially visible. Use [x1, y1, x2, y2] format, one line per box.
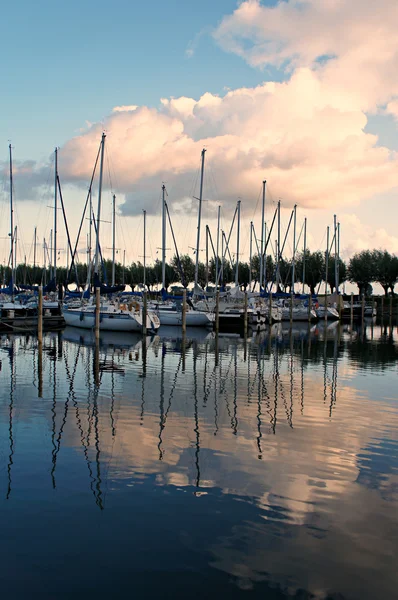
[361, 294, 365, 325]
[142, 290, 147, 335]
[215, 290, 220, 334]
[389, 294, 393, 320]
[38, 285, 43, 343]
[338, 294, 342, 320]
[244, 291, 248, 338]
[381, 295, 384, 321]
[95, 287, 100, 339]
[289, 292, 293, 327]
[182, 289, 187, 334]
[269, 291, 273, 325]
[308, 294, 312, 323]
[350, 293, 354, 328]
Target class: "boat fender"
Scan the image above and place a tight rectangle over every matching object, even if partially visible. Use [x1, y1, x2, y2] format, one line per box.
[134, 301, 140, 312]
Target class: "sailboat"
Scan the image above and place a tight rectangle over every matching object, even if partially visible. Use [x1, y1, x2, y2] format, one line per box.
[62, 134, 160, 334]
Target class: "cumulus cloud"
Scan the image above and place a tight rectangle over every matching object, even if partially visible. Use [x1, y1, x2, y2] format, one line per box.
[2, 0, 398, 237]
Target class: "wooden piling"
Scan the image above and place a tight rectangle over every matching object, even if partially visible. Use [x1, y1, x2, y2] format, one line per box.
[289, 293, 293, 327]
[182, 289, 187, 334]
[361, 294, 365, 325]
[95, 287, 100, 339]
[350, 293, 354, 328]
[215, 291, 220, 334]
[269, 291, 273, 325]
[381, 296, 384, 321]
[244, 291, 248, 338]
[38, 285, 43, 344]
[308, 294, 312, 323]
[142, 290, 147, 335]
[389, 294, 393, 321]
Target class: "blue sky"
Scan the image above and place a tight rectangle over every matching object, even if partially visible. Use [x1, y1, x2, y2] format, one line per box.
[2, 0, 279, 158]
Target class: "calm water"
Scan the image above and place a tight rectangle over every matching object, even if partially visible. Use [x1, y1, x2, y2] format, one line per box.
[0, 321, 397, 599]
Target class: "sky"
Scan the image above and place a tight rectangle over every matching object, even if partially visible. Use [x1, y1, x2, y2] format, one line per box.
[1, 0, 398, 281]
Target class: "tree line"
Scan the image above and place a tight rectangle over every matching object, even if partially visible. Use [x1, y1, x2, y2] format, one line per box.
[1, 249, 397, 295]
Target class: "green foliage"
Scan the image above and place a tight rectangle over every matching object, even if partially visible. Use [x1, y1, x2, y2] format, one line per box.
[348, 250, 376, 296]
[296, 250, 325, 294]
[373, 250, 398, 295]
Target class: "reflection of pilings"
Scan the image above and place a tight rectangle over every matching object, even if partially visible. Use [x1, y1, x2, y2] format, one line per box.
[232, 345, 238, 435]
[300, 339, 305, 415]
[66, 346, 97, 504]
[92, 382, 104, 510]
[158, 344, 166, 460]
[181, 335, 186, 372]
[51, 343, 81, 487]
[6, 340, 15, 500]
[323, 333, 327, 406]
[272, 343, 279, 433]
[256, 344, 263, 459]
[329, 333, 338, 417]
[193, 349, 201, 490]
[288, 335, 294, 428]
[110, 355, 116, 437]
[94, 338, 100, 387]
[38, 338, 43, 398]
[51, 337, 58, 488]
[213, 370, 219, 437]
[140, 336, 147, 425]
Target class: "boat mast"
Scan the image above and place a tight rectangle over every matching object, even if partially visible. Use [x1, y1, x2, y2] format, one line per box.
[194, 148, 206, 288]
[33, 226, 37, 274]
[334, 214, 338, 294]
[259, 180, 266, 290]
[337, 221, 340, 293]
[215, 205, 220, 287]
[292, 204, 297, 293]
[276, 199, 281, 291]
[302, 217, 307, 295]
[112, 194, 116, 286]
[162, 184, 166, 290]
[325, 226, 329, 296]
[54, 147, 58, 283]
[14, 227, 17, 284]
[94, 133, 106, 278]
[235, 200, 241, 287]
[9, 144, 14, 288]
[143, 209, 146, 290]
[249, 221, 253, 291]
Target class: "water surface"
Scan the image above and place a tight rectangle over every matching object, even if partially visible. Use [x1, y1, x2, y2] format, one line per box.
[0, 321, 397, 599]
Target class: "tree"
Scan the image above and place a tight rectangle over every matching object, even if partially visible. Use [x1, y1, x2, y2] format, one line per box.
[326, 257, 347, 293]
[348, 250, 376, 296]
[170, 254, 195, 287]
[373, 250, 398, 295]
[296, 250, 324, 294]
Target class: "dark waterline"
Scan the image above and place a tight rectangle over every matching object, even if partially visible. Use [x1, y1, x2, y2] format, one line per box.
[0, 321, 397, 599]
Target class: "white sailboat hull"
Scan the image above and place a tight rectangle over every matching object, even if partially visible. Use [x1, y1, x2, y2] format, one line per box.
[157, 310, 214, 327]
[63, 307, 160, 332]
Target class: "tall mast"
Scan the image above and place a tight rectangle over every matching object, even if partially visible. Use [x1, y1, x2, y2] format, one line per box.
[215, 205, 220, 286]
[43, 238, 46, 285]
[53, 147, 58, 282]
[325, 226, 329, 296]
[292, 204, 297, 293]
[88, 189, 92, 268]
[14, 227, 17, 284]
[49, 229, 53, 278]
[337, 222, 340, 293]
[161, 184, 166, 290]
[112, 194, 116, 286]
[302, 217, 307, 295]
[235, 200, 241, 287]
[143, 210, 146, 289]
[9, 144, 14, 286]
[123, 250, 125, 285]
[205, 226, 209, 289]
[194, 148, 206, 287]
[220, 230, 224, 287]
[94, 133, 106, 276]
[263, 222, 267, 286]
[334, 214, 338, 294]
[249, 221, 253, 291]
[259, 180, 266, 290]
[33, 226, 37, 272]
[276, 199, 281, 291]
